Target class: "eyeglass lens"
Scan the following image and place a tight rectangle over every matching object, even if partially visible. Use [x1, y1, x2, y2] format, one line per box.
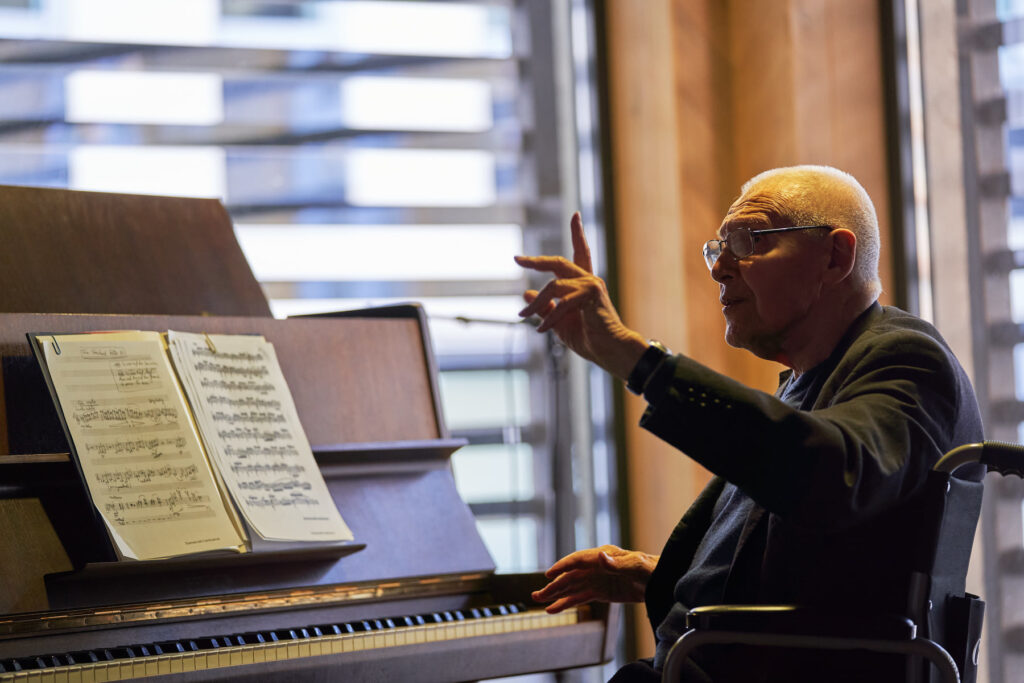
[703, 228, 753, 269]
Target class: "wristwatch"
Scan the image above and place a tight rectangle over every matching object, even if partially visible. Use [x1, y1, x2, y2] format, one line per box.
[626, 340, 671, 395]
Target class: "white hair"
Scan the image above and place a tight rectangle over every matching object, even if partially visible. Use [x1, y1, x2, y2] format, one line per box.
[739, 165, 882, 298]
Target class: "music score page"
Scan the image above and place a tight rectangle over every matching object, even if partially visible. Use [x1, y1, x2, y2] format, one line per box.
[36, 332, 247, 561]
[167, 331, 352, 543]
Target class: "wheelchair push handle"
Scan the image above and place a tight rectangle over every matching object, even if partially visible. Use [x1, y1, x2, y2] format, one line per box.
[935, 441, 1024, 477]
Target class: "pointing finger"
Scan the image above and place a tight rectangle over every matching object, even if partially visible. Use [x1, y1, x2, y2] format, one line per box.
[571, 212, 593, 274]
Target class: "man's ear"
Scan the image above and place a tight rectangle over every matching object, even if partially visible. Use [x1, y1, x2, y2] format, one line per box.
[823, 228, 856, 284]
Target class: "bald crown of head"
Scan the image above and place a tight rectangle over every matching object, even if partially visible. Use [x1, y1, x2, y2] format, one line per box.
[735, 165, 882, 298]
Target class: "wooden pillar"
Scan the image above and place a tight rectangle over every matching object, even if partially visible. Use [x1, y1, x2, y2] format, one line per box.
[603, 0, 894, 659]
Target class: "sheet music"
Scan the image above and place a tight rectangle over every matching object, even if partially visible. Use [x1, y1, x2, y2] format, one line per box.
[36, 332, 248, 561]
[167, 331, 353, 542]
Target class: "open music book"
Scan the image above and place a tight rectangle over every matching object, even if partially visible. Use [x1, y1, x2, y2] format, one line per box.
[30, 330, 354, 562]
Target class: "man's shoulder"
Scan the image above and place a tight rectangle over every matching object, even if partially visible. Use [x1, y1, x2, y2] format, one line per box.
[850, 304, 954, 356]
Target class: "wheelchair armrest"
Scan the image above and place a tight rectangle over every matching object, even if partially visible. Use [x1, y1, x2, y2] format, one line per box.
[663, 606, 958, 683]
[686, 604, 917, 641]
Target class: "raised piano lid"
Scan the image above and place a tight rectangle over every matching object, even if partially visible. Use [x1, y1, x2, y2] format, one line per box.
[0, 308, 495, 612]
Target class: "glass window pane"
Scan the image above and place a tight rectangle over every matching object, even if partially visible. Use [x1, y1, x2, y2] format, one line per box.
[345, 149, 497, 207]
[451, 443, 534, 503]
[69, 145, 227, 198]
[235, 224, 522, 281]
[475, 516, 538, 571]
[341, 77, 493, 132]
[65, 71, 224, 125]
[439, 370, 530, 430]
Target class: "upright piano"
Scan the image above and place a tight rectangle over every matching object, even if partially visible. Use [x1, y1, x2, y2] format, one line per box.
[0, 311, 617, 681]
[0, 186, 617, 681]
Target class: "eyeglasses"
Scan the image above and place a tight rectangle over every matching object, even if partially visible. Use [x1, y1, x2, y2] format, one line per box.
[702, 225, 830, 270]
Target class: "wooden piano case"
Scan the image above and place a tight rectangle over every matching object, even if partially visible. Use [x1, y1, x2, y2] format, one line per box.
[0, 311, 618, 681]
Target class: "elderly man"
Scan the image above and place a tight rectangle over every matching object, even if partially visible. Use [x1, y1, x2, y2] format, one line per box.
[515, 166, 983, 682]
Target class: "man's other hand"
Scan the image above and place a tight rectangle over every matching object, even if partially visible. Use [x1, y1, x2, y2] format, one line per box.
[531, 544, 659, 614]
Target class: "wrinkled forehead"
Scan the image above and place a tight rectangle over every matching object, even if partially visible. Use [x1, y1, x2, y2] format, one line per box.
[717, 188, 789, 238]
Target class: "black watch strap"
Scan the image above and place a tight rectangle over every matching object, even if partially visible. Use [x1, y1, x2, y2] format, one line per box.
[626, 340, 671, 395]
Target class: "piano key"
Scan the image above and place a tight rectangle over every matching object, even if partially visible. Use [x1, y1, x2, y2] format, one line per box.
[153, 641, 186, 654]
[0, 604, 585, 682]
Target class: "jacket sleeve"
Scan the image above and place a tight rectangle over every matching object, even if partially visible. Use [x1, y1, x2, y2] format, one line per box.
[637, 327, 977, 532]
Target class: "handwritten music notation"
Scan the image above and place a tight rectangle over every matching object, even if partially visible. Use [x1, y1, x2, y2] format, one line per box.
[83, 435, 189, 459]
[110, 359, 161, 392]
[104, 487, 215, 526]
[94, 464, 200, 490]
[37, 332, 248, 560]
[72, 398, 179, 431]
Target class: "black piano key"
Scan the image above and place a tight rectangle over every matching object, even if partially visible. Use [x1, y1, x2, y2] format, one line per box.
[419, 613, 443, 624]
[127, 644, 155, 657]
[296, 627, 312, 639]
[0, 660, 21, 672]
[271, 628, 300, 641]
[480, 607, 494, 618]
[237, 632, 267, 645]
[191, 637, 222, 651]
[311, 624, 341, 636]
[381, 618, 396, 629]
[218, 634, 246, 647]
[66, 649, 101, 664]
[496, 605, 509, 616]
[392, 616, 415, 628]
[13, 657, 47, 670]
[451, 610, 466, 621]
[153, 641, 187, 654]
[467, 608, 483, 619]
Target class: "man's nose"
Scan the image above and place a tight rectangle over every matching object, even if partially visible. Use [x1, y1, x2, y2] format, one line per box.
[710, 249, 736, 283]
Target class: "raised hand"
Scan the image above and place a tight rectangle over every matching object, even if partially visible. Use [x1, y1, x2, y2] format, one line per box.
[531, 544, 659, 614]
[515, 212, 646, 380]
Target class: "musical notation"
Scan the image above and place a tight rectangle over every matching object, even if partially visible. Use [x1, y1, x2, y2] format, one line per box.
[207, 395, 282, 411]
[244, 492, 320, 509]
[94, 464, 200, 490]
[83, 436, 188, 459]
[229, 461, 305, 477]
[225, 444, 300, 460]
[210, 410, 287, 425]
[199, 378, 275, 394]
[237, 479, 313, 493]
[167, 331, 352, 543]
[103, 485, 211, 524]
[216, 427, 293, 442]
[72, 399, 179, 431]
[37, 331, 248, 560]
[193, 359, 269, 379]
